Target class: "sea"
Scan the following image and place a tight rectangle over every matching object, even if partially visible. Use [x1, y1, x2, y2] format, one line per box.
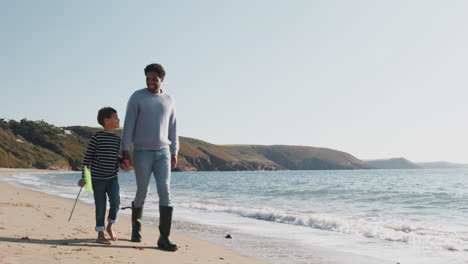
[3, 169, 468, 264]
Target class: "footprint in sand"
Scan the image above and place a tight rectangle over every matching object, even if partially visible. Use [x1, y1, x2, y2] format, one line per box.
[72, 248, 90, 252]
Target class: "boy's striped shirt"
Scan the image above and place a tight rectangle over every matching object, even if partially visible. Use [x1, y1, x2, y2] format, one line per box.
[82, 131, 121, 179]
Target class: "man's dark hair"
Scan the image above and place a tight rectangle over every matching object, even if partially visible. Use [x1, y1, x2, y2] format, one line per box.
[97, 107, 117, 126]
[144, 63, 166, 78]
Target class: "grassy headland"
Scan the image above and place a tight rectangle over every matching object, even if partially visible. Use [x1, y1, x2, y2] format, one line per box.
[0, 119, 372, 171]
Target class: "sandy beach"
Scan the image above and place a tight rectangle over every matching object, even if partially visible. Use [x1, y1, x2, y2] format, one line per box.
[0, 168, 265, 264]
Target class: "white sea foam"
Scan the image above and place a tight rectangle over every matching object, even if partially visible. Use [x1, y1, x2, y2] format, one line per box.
[175, 200, 468, 253]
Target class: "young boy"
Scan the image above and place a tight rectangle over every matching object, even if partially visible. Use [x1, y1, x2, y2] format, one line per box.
[77, 107, 121, 244]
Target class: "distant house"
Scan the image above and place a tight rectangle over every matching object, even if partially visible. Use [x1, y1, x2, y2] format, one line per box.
[16, 139, 24, 143]
[59, 127, 72, 135]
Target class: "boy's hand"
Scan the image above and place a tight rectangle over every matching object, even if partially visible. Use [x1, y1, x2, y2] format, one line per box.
[77, 179, 85, 187]
[171, 154, 178, 169]
[122, 150, 132, 168]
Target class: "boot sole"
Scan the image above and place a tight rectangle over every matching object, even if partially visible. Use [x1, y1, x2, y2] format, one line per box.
[157, 244, 178, 251]
[158, 246, 178, 251]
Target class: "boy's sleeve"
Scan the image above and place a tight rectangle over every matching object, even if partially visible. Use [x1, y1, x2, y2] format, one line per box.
[82, 135, 98, 178]
[168, 101, 178, 155]
[122, 93, 138, 151]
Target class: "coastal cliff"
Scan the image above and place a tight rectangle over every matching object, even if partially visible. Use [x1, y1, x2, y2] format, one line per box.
[1, 119, 371, 171]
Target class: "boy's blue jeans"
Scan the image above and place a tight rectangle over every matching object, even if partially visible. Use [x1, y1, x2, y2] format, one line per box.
[92, 177, 120, 232]
[132, 149, 172, 208]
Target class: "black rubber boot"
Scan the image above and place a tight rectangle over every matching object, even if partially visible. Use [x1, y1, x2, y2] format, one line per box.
[131, 203, 143, 242]
[157, 206, 177, 251]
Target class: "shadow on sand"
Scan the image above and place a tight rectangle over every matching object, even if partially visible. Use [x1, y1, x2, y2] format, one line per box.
[0, 236, 161, 250]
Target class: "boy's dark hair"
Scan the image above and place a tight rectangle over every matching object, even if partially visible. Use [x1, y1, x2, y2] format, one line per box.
[144, 63, 166, 78]
[97, 107, 117, 126]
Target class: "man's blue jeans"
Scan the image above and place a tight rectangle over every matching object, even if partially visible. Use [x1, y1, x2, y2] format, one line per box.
[132, 149, 172, 208]
[92, 177, 120, 232]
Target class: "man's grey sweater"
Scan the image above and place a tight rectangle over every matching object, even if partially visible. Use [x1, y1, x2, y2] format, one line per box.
[121, 88, 178, 155]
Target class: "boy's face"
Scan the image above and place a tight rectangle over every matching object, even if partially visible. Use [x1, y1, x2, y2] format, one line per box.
[146, 72, 164, 93]
[104, 113, 120, 129]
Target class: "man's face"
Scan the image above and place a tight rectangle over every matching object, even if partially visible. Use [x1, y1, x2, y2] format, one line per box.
[146, 72, 164, 93]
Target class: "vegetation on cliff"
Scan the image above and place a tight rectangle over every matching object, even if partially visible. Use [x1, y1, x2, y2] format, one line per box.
[0, 119, 372, 171]
[365, 158, 420, 169]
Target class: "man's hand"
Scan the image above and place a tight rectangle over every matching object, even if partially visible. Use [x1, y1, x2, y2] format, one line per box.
[171, 154, 178, 169]
[77, 178, 85, 187]
[122, 150, 133, 168]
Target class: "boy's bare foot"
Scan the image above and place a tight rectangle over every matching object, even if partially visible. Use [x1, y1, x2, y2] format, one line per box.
[97, 231, 111, 245]
[96, 237, 111, 244]
[106, 223, 118, 241]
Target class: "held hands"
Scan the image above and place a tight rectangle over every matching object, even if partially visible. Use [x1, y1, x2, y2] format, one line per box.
[122, 150, 132, 168]
[77, 178, 85, 187]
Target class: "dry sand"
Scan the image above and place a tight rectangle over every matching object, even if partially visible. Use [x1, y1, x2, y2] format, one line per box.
[0, 168, 266, 264]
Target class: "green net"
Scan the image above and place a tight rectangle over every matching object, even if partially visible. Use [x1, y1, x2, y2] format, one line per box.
[83, 166, 93, 194]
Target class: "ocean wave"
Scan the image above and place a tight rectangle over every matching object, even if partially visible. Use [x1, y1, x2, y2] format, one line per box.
[177, 200, 468, 252]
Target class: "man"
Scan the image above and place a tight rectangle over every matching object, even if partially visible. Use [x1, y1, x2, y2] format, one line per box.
[121, 63, 178, 251]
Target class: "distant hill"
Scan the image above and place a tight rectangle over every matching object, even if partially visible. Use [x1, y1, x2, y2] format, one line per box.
[0, 119, 373, 171]
[365, 158, 420, 169]
[417, 161, 468, 169]
[230, 145, 372, 170]
[177, 139, 372, 171]
[175, 138, 285, 171]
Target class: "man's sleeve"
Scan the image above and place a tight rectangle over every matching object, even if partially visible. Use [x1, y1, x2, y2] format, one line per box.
[121, 94, 137, 151]
[168, 102, 178, 155]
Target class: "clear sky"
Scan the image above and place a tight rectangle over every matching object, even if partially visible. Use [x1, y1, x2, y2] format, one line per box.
[2, 0, 468, 163]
